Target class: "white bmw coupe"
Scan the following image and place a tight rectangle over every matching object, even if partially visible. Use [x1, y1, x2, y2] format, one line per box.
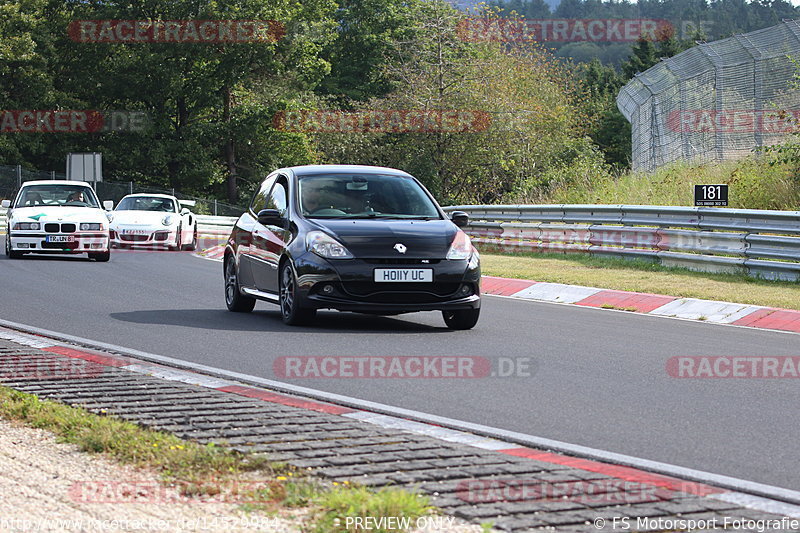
[109, 193, 197, 251]
[2, 180, 112, 261]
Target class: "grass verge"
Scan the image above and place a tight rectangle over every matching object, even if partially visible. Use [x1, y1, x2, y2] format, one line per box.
[481, 251, 800, 310]
[0, 386, 435, 532]
[540, 156, 800, 211]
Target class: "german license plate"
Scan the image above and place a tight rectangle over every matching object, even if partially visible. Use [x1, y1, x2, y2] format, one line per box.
[374, 268, 433, 283]
[46, 235, 76, 243]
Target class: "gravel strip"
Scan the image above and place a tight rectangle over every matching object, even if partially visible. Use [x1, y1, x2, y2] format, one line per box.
[0, 418, 303, 532]
[0, 417, 486, 532]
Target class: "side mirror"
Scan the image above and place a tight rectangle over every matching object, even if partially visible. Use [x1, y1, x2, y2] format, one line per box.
[1, 200, 10, 209]
[450, 211, 469, 228]
[180, 208, 190, 215]
[103, 200, 114, 211]
[257, 208, 285, 227]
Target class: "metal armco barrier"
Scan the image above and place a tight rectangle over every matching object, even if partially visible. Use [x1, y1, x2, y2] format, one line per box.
[444, 205, 800, 281]
[5, 205, 800, 281]
[0, 209, 237, 237]
[195, 215, 238, 236]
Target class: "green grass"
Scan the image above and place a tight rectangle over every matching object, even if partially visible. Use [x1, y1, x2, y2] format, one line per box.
[0, 386, 274, 485]
[0, 386, 440, 531]
[481, 251, 800, 310]
[535, 155, 800, 211]
[312, 486, 433, 533]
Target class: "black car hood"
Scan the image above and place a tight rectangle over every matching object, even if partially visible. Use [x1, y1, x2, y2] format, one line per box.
[311, 218, 457, 259]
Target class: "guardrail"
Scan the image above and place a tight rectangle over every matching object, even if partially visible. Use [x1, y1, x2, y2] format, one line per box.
[6, 205, 800, 281]
[443, 205, 800, 282]
[195, 215, 237, 236]
[0, 209, 237, 237]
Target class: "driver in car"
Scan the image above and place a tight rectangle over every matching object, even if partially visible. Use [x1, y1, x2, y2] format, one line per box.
[302, 181, 330, 214]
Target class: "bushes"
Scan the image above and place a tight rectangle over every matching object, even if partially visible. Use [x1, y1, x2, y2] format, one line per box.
[526, 154, 800, 210]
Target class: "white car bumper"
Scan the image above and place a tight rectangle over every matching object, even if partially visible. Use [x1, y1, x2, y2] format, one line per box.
[110, 226, 178, 247]
[9, 232, 109, 253]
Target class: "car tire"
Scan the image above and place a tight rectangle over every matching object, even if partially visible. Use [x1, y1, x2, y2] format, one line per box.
[89, 251, 111, 262]
[225, 256, 256, 312]
[5, 234, 22, 259]
[442, 308, 480, 330]
[279, 261, 316, 326]
[182, 226, 197, 251]
[169, 225, 181, 251]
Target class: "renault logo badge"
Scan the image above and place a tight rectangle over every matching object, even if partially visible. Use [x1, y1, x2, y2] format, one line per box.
[393, 243, 407, 254]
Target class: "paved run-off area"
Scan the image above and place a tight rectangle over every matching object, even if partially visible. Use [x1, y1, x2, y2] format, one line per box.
[1, 331, 798, 532]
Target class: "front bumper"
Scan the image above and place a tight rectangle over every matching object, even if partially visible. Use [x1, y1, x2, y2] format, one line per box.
[292, 252, 481, 314]
[9, 232, 110, 253]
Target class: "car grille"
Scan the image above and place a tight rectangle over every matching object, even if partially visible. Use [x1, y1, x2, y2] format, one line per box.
[338, 281, 461, 303]
[41, 241, 77, 250]
[44, 223, 76, 233]
[119, 234, 151, 242]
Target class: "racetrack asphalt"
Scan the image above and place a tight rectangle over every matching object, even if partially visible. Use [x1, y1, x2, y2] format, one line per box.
[1, 239, 798, 491]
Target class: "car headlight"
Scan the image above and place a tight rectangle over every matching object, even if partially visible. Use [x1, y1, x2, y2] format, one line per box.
[13, 222, 40, 230]
[306, 231, 353, 259]
[468, 248, 480, 270]
[446, 230, 472, 260]
[161, 215, 173, 226]
[80, 223, 102, 231]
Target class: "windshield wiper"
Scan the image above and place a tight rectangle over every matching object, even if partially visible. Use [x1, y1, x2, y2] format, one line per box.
[347, 214, 439, 220]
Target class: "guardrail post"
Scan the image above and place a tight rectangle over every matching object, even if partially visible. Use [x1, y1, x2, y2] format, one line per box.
[214, 199, 218, 216]
[50, 171, 55, 180]
[130, 181, 133, 195]
[16, 165, 22, 187]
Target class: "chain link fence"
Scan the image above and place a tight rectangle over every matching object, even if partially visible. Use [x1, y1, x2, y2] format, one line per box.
[0, 164, 244, 217]
[617, 20, 800, 172]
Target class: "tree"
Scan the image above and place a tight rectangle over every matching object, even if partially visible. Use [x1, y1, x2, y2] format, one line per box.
[316, 3, 607, 204]
[0, 0, 337, 202]
[578, 59, 630, 167]
[318, 0, 420, 101]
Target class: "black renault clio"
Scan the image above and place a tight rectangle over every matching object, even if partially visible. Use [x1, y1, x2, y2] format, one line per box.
[223, 165, 481, 329]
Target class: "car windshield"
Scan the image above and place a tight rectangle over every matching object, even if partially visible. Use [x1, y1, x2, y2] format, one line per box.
[299, 174, 441, 219]
[116, 196, 176, 212]
[15, 184, 100, 208]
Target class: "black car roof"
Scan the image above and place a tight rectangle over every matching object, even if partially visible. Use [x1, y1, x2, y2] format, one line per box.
[287, 165, 413, 178]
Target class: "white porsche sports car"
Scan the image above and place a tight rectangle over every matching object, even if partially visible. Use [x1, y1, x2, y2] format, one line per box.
[109, 193, 197, 251]
[2, 180, 112, 261]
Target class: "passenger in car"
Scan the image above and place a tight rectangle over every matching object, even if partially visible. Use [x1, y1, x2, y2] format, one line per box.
[66, 191, 85, 203]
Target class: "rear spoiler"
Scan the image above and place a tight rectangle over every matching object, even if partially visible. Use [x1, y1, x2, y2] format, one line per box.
[178, 200, 197, 208]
